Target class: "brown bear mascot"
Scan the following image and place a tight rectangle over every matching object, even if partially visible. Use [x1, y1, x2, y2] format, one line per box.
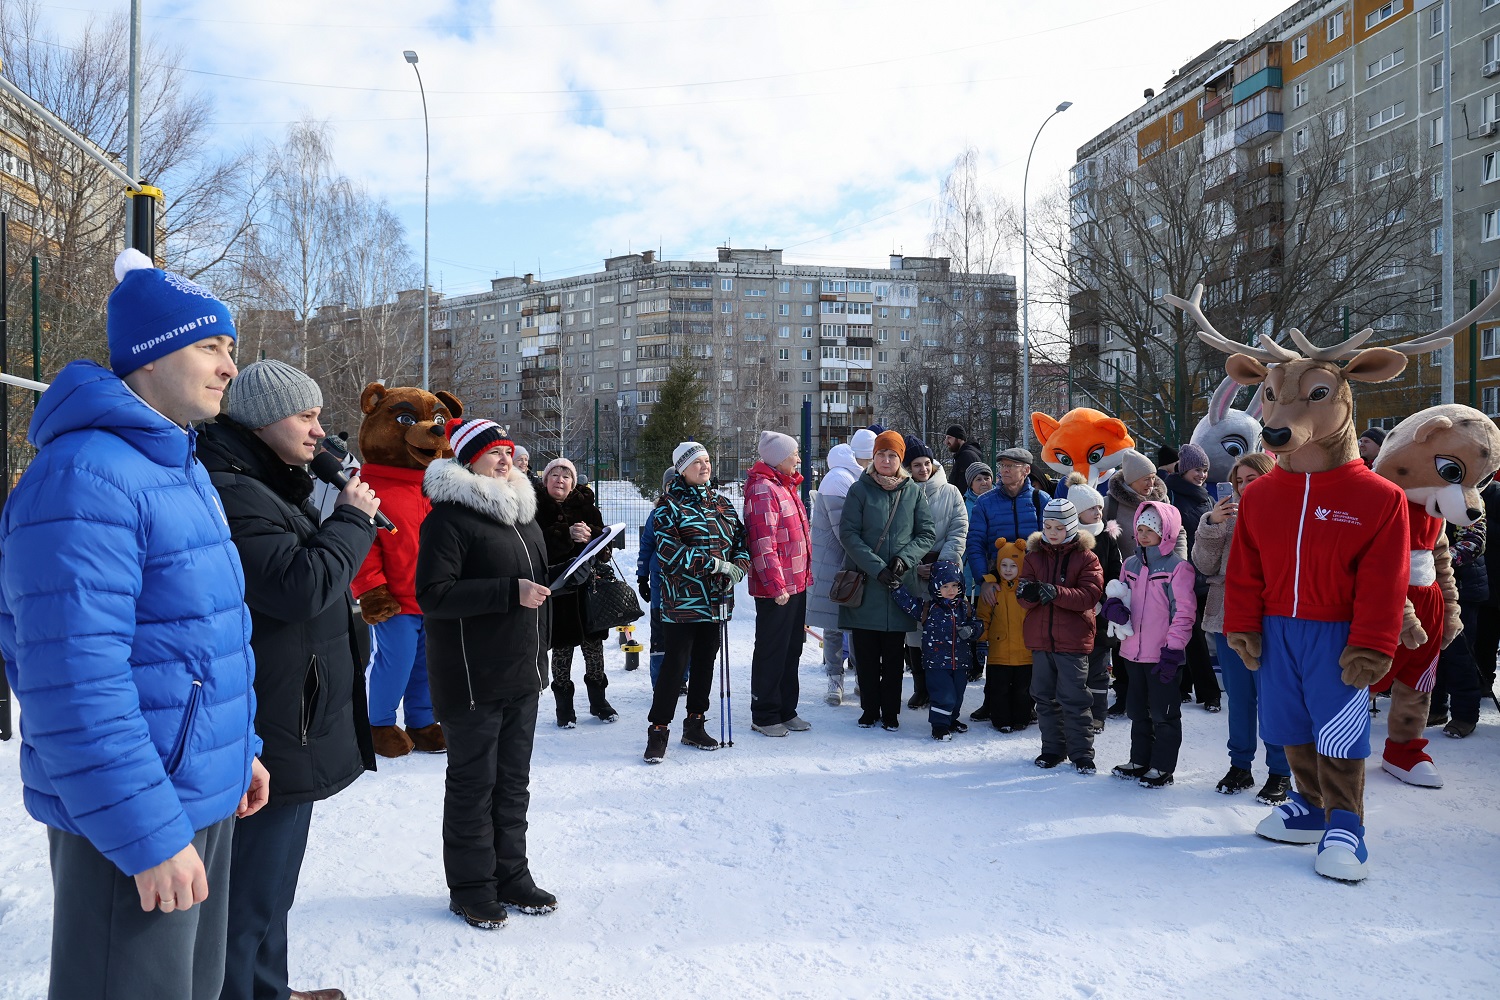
[351, 382, 462, 758]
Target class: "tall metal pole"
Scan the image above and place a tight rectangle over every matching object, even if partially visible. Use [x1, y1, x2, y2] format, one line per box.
[123, 0, 143, 249]
[405, 52, 431, 391]
[800, 400, 812, 506]
[1440, 0, 1455, 403]
[1021, 102, 1072, 448]
[31, 256, 40, 406]
[0, 213, 8, 740]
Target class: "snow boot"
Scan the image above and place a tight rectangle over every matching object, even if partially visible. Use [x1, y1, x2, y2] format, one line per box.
[1112, 762, 1149, 780]
[1215, 766, 1255, 795]
[552, 680, 577, 729]
[881, 719, 900, 732]
[969, 705, 992, 721]
[450, 899, 507, 930]
[407, 723, 447, 753]
[1314, 809, 1369, 882]
[1443, 718, 1476, 738]
[825, 673, 844, 707]
[932, 726, 953, 741]
[681, 713, 720, 750]
[644, 725, 670, 763]
[1073, 756, 1097, 775]
[784, 715, 812, 732]
[1138, 769, 1174, 788]
[1381, 737, 1443, 788]
[1254, 789, 1325, 844]
[950, 720, 968, 734]
[907, 663, 930, 709]
[1426, 708, 1449, 728]
[857, 711, 879, 729]
[1106, 699, 1126, 718]
[1034, 752, 1064, 769]
[1256, 774, 1292, 805]
[500, 882, 558, 915]
[371, 725, 413, 759]
[585, 676, 619, 723]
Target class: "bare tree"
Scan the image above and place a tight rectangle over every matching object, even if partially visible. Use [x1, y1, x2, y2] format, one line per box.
[1037, 104, 1441, 451]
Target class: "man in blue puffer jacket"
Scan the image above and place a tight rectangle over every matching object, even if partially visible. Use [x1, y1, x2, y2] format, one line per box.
[0, 249, 267, 1000]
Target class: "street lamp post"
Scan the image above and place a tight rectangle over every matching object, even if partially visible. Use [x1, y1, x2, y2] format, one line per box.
[1021, 100, 1072, 450]
[616, 397, 624, 479]
[735, 425, 742, 480]
[919, 382, 928, 448]
[404, 50, 431, 391]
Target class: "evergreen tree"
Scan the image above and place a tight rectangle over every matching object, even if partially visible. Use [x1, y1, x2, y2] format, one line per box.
[635, 363, 713, 493]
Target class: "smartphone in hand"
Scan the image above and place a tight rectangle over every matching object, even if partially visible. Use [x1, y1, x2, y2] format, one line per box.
[1215, 482, 1236, 502]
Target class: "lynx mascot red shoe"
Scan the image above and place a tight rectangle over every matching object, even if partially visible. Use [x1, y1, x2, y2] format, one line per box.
[1371, 405, 1500, 789]
[1165, 280, 1500, 881]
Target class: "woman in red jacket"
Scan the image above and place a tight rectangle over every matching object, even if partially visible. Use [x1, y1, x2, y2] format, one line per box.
[744, 431, 813, 737]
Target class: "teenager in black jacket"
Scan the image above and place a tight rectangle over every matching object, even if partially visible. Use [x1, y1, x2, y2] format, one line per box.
[199, 360, 380, 1000]
[417, 418, 557, 930]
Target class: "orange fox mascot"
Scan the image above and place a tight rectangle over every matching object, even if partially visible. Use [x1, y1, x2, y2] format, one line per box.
[1031, 408, 1135, 487]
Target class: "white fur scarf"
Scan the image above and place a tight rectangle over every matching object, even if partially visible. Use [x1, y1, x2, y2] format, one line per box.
[423, 458, 538, 525]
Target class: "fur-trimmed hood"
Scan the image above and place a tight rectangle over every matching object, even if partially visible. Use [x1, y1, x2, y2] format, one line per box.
[1024, 529, 1097, 553]
[423, 457, 538, 525]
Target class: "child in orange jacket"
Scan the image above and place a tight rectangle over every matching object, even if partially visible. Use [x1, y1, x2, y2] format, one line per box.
[975, 538, 1033, 732]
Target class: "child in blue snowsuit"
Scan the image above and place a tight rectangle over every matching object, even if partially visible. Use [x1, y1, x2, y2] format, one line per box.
[893, 560, 982, 740]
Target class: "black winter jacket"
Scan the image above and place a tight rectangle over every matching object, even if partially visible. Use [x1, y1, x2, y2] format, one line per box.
[950, 440, 984, 490]
[535, 482, 608, 649]
[198, 419, 377, 806]
[416, 459, 551, 720]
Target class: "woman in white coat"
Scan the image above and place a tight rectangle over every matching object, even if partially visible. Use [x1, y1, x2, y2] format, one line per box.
[904, 439, 969, 710]
[807, 437, 871, 705]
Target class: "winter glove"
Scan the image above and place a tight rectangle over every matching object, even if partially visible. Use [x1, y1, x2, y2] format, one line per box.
[712, 559, 747, 585]
[877, 566, 901, 589]
[637, 578, 652, 603]
[968, 646, 987, 681]
[1151, 646, 1186, 684]
[1101, 597, 1131, 626]
[1032, 582, 1058, 605]
[1227, 631, 1261, 671]
[1398, 599, 1428, 651]
[887, 556, 909, 579]
[957, 623, 979, 641]
[1015, 579, 1038, 603]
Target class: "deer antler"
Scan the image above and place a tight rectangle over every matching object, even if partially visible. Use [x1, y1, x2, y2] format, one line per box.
[1162, 284, 1301, 364]
[1288, 326, 1375, 362]
[1375, 281, 1500, 357]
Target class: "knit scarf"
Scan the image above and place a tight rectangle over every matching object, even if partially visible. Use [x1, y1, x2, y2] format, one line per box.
[870, 468, 908, 491]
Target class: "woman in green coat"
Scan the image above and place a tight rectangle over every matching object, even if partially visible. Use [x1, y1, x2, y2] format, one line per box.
[838, 431, 936, 730]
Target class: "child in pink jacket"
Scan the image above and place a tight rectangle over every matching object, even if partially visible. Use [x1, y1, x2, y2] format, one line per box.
[1103, 500, 1196, 788]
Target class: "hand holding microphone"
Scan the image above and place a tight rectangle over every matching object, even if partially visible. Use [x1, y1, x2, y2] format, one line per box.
[310, 451, 397, 532]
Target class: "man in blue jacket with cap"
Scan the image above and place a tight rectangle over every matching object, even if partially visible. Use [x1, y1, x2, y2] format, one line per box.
[0, 249, 268, 1000]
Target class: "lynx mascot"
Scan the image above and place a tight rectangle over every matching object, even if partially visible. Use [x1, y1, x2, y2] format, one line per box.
[1370, 404, 1500, 789]
[1031, 407, 1134, 487]
[1166, 280, 1500, 881]
[1189, 377, 1265, 484]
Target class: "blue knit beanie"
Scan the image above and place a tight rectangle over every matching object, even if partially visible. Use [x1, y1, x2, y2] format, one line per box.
[930, 560, 963, 593]
[107, 249, 236, 376]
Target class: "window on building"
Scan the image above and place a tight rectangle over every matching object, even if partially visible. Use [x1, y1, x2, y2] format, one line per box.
[1367, 48, 1405, 80]
[801, 372, 813, 383]
[779, 280, 790, 293]
[1292, 127, 1309, 153]
[802, 326, 814, 338]
[1430, 116, 1444, 146]
[1328, 11, 1345, 40]
[1431, 226, 1444, 255]
[1485, 93, 1500, 124]
[778, 303, 790, 316]
[1484, 210, 1500, 242]
[1292, 81, 1309, 108]
[1486, 33, 1500, 66]
[1296, 175, 1311, 198]
[1365, 2, 1401, 31]
[721, 302, 733, 313]
[1328, 60, 1346, 90]
[1485, 152, 1499, 184]
[1484, 330, 1500, 362]
[1293, 34, 1308, 61]
[1431, 61, 1444, 92]
[1327, 107, 1346, 137]
[1367, 102, 1405, 131]
[1484, 387, 1500, 417]
[1172, 110, 1184, 132]
[1482, 266, 1499, 297]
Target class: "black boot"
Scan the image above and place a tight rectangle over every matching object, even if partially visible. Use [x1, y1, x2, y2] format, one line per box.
[584, 675, 618, 723]
[450, 899, 508, 929]
[499, 881, 558, 915]
[681, 713, 720, 750]
[907, 662, 930, 710]
[644, 725, 670, 763]
[551, 680, 576, 729]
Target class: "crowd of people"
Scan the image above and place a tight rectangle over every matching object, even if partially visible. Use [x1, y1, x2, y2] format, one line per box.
[4, 253, 1498, 998]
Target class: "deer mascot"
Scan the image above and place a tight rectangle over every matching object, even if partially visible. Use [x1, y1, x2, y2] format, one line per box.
[1166, 281, 1500, 881]
[1370, 405, 1500, 788]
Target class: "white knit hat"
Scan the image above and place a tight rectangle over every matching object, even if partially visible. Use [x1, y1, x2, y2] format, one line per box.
[850, 428, 877, 460]
[673, 440, 708, 472]
[1068, 482, 1105, 513]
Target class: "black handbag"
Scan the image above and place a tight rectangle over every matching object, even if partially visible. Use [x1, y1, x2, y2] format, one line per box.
[581, 557, 645, 633]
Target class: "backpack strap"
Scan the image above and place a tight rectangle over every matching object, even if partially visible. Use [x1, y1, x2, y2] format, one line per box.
[1031, 487, 1045, 526]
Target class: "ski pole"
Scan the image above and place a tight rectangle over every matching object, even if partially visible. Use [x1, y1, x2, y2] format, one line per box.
[717, 600, 733, 748]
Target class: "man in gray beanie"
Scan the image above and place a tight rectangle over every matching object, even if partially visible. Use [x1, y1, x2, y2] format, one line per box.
[199, 360, 381, 1000]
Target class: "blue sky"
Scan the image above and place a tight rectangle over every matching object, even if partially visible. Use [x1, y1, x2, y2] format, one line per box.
[38, 0, 1292, 318]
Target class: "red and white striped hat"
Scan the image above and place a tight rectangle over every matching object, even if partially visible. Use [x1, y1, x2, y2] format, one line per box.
[445, 418, 513, 467]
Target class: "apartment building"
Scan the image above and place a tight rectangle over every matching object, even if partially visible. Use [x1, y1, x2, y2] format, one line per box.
[432, 248, 1018, 478]
[1069, 0, 1500, 432]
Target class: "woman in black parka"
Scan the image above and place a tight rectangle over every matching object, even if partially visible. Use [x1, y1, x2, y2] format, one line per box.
[534, 457, 617, 727]
[198, 359, 380, 1000]
[417, 418, 557, 930]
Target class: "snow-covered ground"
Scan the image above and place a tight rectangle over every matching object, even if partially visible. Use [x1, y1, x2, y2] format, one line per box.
[3, 538, 1500, 997]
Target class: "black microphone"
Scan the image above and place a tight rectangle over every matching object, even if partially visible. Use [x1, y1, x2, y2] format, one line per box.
[310, 450, 397, 533]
